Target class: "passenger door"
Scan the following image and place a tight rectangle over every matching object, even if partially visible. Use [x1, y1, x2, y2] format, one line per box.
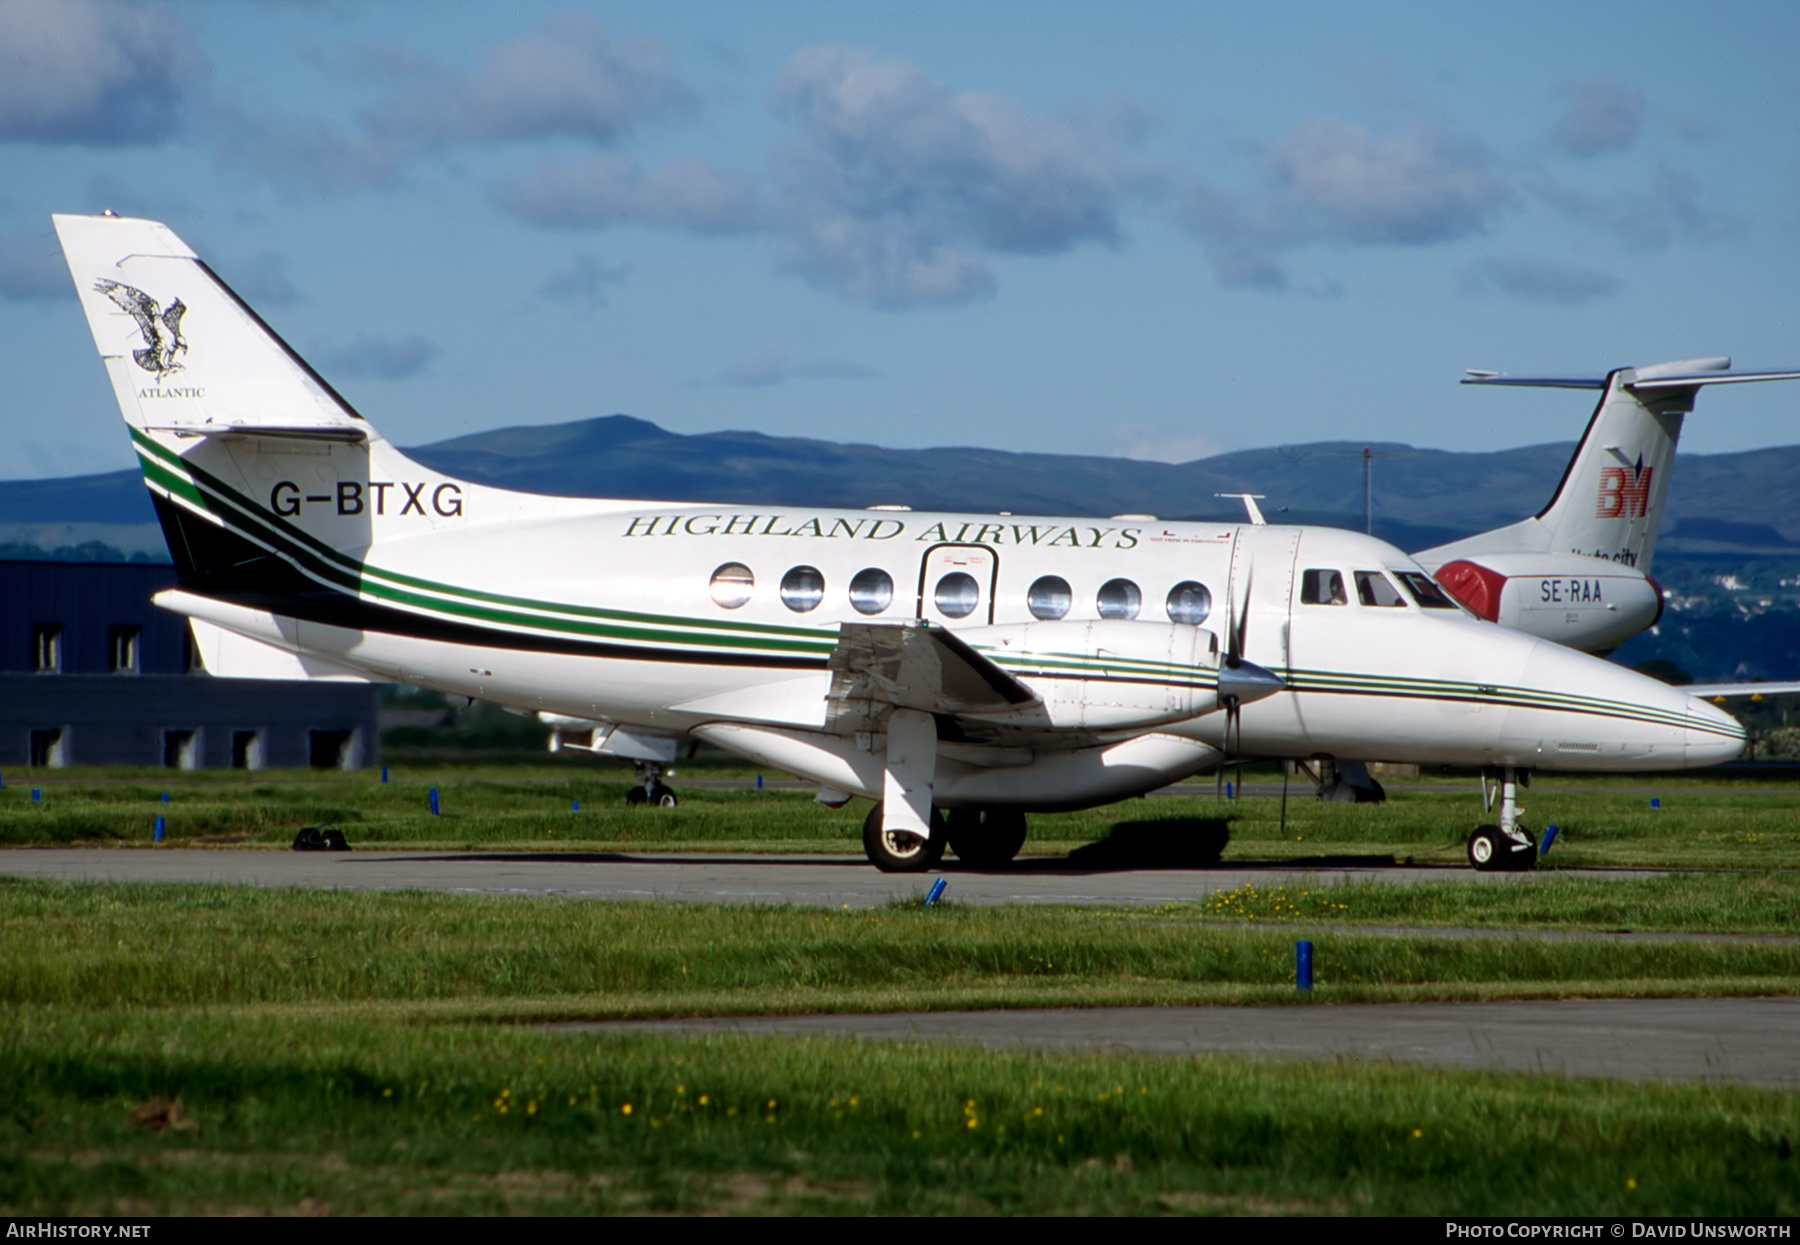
[917, 543, 998, 626]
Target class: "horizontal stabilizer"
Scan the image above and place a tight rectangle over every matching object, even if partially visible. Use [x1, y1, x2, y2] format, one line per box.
[1465, 357, 1800, 392]
[184, 617, 376, 683]
[1629, 369, 1800, 390]
[1462, 374, 1607, 390]
[1685, 681, 1800, 700]
[142, 423, 368, 443]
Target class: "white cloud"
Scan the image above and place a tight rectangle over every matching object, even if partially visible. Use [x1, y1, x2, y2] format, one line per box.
[498, 154, 759, 232]
[715, 353, 882, 387]
[1178, 117, 1508, 289]
[1460, 256, 1622, 306]
[766, 46, 1142, 307]
[1115, 426, 1221, 464]
[1529, 166, 1746, 251]
[360, 13, 694, 147]
[212, 252, 298, 307]
[537, 254, 630, 311]
[1553, 77, 1645, 157]
[0, 229, 71, 300]
[311, 333, 438, 380]
[202, 102, 410, 193]
[0, 0, 206, 146]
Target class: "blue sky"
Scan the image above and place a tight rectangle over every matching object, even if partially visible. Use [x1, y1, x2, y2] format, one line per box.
[3, 0, 1797, 480]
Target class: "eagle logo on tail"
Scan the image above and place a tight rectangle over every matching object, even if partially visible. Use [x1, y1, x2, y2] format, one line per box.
[94, 279, 188, 380]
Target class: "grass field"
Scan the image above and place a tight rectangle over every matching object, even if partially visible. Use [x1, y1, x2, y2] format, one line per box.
[4, 763, 1800, 869]
[3, 767, 1798, 1215]
[2, 879, 1798, 1215]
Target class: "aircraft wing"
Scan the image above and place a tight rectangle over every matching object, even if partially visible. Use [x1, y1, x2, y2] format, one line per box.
[1685, 682, 1800, 700]
[826, 621, 1039, 731]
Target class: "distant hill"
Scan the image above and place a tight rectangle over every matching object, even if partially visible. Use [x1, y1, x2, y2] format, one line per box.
[8, 413, 1800, 680]
[6, 414, 1800, 560]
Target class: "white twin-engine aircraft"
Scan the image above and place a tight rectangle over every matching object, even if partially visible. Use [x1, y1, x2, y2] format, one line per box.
[54, 213, 1753, 874]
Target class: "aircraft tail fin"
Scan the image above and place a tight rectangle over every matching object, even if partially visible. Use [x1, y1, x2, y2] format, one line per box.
[1419, 359, 1800, 571]
[53, 213, 366, 441]
[54, 212, 623, 593]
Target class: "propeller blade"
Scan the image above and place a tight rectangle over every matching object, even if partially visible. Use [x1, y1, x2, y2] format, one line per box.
[1228, 564, 1253, 667]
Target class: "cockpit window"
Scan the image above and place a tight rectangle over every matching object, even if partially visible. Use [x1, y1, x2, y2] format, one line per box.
[1396, 571, 1460, 609]
[1301, 569, 1347, 605]
[1355, 571, 1406, 608]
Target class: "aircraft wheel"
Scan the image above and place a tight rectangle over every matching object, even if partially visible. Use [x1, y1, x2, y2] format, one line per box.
[862, 803, 946, 873]
[946, 806, 1029, 868]
[1467, 825, 1506, 871]
[625, 786, 646, 807]
[1504, 832, 1538, 872]
[653, 783, 678, 808]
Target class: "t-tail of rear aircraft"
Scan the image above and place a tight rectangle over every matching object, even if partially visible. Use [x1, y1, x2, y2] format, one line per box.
[53, 212, 617, 678]
[1412, 358, 1800, 652]
[1422, 358, 1800, 570]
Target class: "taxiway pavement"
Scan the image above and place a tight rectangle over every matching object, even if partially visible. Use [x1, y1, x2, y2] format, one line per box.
[0, 848, 1660, 908]
[572, 997, 1800, 1087]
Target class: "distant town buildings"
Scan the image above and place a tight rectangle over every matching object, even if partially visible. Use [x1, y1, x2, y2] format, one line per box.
[2, 560, 381, 769]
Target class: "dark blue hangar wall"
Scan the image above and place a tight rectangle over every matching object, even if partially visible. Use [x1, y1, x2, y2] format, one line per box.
[0, 560, 382, 769]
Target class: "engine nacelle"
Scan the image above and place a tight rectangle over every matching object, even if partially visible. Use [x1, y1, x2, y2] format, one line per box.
[961, 619, 1219, 730]
[1434, 553, 1663, 653]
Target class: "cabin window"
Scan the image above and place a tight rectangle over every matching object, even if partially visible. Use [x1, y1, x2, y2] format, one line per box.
[848, 567, 894, 615]
[1024, 576, 1069, 621]
[1396, 571, 1460, 609]
[780, 565, 826, 613]
[934, 572, 980, 619]
[1356, 570, 1407, 608]
[1165, 581, 1212, 625]
[709, 562, 755, 609]
[1096, 578, 1142, 620]
[1301, 569, 1347, 606]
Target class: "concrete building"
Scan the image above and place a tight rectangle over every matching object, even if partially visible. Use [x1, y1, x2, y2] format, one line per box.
[2, 559, 381, 769]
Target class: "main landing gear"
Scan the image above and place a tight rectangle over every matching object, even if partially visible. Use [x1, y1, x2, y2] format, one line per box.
[862, 803, 944, 872]
[1468, 765, 1537, 872]
[861, 803, 1030, 872]
[624, 760, 678, 808]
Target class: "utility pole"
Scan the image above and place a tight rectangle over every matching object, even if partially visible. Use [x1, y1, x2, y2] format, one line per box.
[1363, 447, 1372, 535]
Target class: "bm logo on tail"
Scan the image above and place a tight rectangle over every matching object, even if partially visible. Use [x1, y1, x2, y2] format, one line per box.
[1596, 458, 1653, 520]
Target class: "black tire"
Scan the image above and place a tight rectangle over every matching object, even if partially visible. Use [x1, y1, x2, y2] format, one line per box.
[1468, 825, 1506, 871]
[626, 784, 677, 808]
[945, 806, 1028, 868]
[1504, 832, 1539, 872]
[321, 827, 349, 851]
[862, 802, 946, 873]
[1469, 825, 1538, 871]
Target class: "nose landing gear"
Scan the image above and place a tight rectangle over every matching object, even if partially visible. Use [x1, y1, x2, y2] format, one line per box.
[1468, 765, 1537, 871]
[624, 760, 678, 808]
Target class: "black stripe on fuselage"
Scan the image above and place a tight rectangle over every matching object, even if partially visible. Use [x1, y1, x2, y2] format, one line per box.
[181, 571, 829, 672]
